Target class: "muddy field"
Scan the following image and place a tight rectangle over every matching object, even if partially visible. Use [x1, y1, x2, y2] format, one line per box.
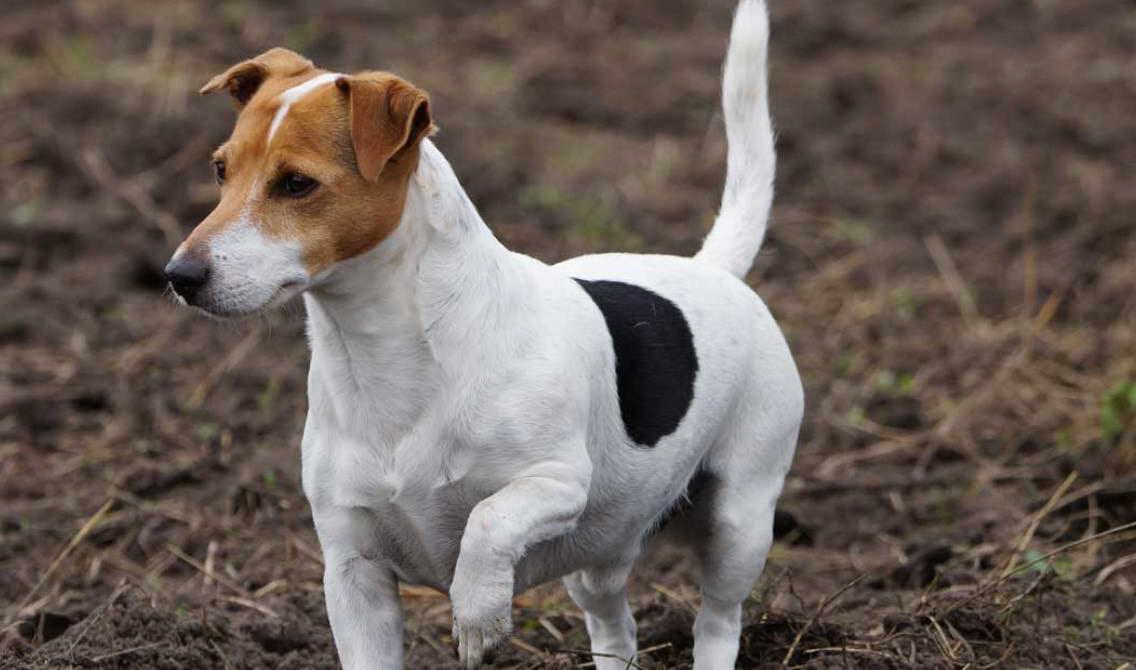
[2, 0, 1135, 668]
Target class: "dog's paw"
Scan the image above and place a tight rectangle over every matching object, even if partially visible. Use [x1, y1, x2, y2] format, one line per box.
[450, 571, 513, 669]
[453, 616, 508, 669]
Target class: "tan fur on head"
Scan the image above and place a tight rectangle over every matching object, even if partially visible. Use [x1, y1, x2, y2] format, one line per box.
[184, 52, 436, 281]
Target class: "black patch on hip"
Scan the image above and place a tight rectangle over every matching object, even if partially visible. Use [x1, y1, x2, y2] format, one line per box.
[573, 279, 698, 447]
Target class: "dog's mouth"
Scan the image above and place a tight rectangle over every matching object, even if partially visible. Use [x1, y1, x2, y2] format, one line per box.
[266, 279, 309, 308]
[183, 279, 310, 320]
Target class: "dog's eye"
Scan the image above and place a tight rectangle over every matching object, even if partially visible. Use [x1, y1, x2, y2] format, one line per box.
[212, 160, 226, 184]
[280, 172, 318, 198]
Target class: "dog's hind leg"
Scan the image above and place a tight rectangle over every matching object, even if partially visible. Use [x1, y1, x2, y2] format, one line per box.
[563, 562, 638, 670]
[690, 414, 799, 669]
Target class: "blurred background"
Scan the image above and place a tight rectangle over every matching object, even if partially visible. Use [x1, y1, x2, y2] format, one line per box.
[2, 1, 1134, 668]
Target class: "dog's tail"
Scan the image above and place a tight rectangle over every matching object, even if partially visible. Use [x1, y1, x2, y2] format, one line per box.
[695, 0, 775, 279]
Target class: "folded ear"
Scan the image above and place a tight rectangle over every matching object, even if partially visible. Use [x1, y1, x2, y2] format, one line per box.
[199, 47, 314, 108]
[335, 75, 435, 182]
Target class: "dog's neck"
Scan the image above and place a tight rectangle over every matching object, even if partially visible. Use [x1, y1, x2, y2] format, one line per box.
[302, 140, 525, 436]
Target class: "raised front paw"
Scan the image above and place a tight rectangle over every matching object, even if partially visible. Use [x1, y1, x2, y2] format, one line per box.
[450, 572, 514, 669]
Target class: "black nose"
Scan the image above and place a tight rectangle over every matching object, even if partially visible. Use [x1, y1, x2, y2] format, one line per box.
[164, 255, 210, 302]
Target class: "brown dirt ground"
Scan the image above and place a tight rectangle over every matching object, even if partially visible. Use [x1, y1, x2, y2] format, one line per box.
[2, 0, 1136, 668]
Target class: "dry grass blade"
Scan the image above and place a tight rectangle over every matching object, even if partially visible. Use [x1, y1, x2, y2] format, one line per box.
[89, 641, 167, 662]
[925, 234, 979, 326]
[1093, 553, 1136, 587]
[649, 583, 697, 614]
[288, 533, 325, 567]
[166, 544, 249, 598]
[510, 637, 547, 660]
[13, 499, 114, 618]
[781, 573, 867, 666]
[203, 539, 219, 588]
[399, 585, 446, 599]
[109, 485, 197, 524]
[976, 642, 1016, 669]
[539, 616, 565, 642]
[561, 643, 671, 669]
[216, 596, 279, 619]
[942, 519, 1136, 616]
[999, 471, 1078, 578]
[209, 639, 234, 670]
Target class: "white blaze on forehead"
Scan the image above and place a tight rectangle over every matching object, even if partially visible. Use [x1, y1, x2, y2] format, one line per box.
[267, 72, 344, 143]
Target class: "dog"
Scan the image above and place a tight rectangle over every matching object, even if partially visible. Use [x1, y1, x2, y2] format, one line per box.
[164, 1, 801, 667]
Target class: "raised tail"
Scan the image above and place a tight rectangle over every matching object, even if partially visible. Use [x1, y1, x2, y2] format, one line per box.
[695, 0, 775, 278]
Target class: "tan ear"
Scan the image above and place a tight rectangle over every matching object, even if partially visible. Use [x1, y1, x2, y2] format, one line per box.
[199, 47, 314, 107]
[336, 75, 434, 182]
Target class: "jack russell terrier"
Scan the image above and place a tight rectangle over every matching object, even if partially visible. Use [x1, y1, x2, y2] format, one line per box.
[164, 1, 801, 667]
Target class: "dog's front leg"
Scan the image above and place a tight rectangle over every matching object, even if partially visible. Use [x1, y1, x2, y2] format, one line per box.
[450, 466, 590, 669]
[316, 510, 405, 670]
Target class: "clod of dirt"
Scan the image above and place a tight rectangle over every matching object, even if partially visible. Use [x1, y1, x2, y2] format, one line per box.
[70, 390, 111, 413]
[636, 603, 695, 662]
[863, 395, 924, 431]
[245, 620, 314, 655]
[122, 463, 205, 499]
[9, 397, 64, 436]
[16, 612, 79, 644]
[0, 315, 31, 344]
[773, 508, 814, 545]
[881, 612, 913, 634]
[1058, 481, 1136, 541]
[935, 608, 1004, 644]
[891, 544, 954, 588]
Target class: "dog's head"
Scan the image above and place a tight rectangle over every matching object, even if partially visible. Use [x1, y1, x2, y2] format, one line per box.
[164, 48, 434, 317]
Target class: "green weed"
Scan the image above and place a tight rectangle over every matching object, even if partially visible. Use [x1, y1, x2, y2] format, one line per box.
[1100, 379, 1136, 444]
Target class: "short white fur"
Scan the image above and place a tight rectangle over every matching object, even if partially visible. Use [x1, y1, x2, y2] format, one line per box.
[185, 2, 800, 669]
[696, 0, 775, 278]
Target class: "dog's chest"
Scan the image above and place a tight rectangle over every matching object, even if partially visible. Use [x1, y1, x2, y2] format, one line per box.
[302, 419, 496, 587]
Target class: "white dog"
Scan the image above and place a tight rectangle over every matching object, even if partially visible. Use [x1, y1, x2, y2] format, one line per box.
[164, 1, 801, 667]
